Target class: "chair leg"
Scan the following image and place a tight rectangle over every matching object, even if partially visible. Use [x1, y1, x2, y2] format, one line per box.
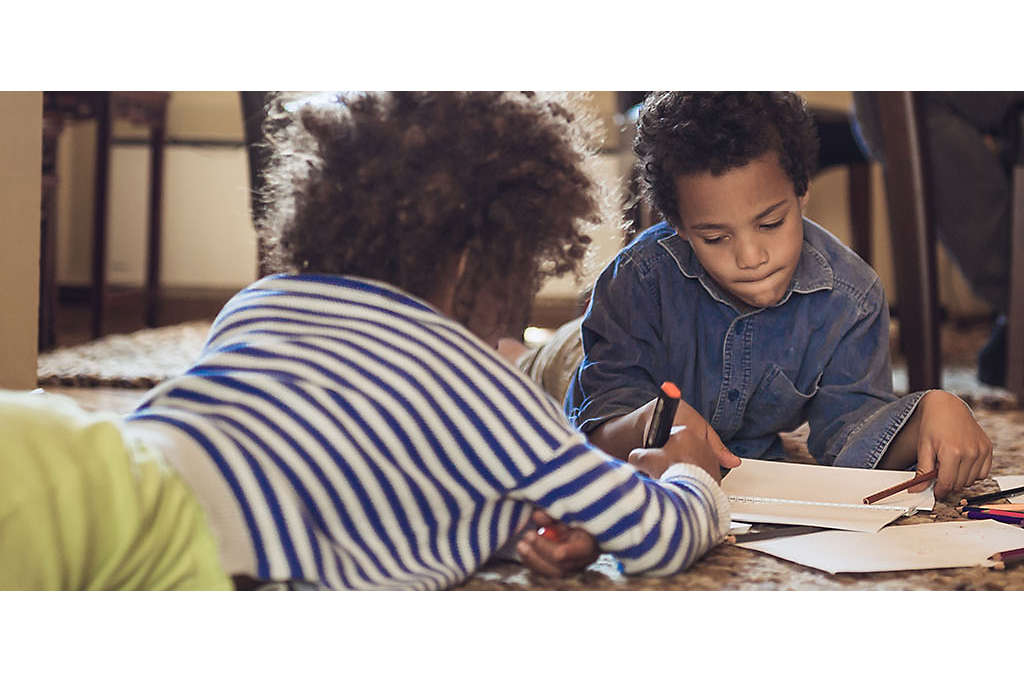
[848, 162, 873, 265]
[1007, 165, 1024, 401]
[90, 93, 111, 340]
[874, 92, 941, 392]
[144, 107, 167, 328]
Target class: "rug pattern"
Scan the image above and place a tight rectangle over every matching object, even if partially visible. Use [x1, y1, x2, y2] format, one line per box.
[37, 321, 211, 388]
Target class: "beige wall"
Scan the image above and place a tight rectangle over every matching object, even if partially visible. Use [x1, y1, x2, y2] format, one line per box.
[0, 92, 42, 388]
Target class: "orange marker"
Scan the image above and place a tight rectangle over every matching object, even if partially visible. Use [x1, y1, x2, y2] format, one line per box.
[644, 381, 682, 448]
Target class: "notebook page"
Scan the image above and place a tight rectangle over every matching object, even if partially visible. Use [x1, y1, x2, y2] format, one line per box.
[721, 458, 935, 532]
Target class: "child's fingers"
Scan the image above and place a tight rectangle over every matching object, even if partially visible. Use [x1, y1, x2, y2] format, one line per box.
[964, 450, 985, 489]
[531, 509, 557, 528]
[516, 537, 564, 578]
[519, 529, 596, 577]
[980, 440, 993, 479]
[627, 448, 666, 478]
[702, 423, 739, 470]
[911, 440, 939, 494]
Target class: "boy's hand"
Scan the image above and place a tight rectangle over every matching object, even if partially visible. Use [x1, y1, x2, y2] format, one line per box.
[672, 399, 736, 465]
[912, 391, 993, 498]
[516, 510, 599, 578]
[628, 422, 741, 482]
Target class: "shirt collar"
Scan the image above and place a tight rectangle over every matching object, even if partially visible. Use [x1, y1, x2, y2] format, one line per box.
[657, 218, 834, 314]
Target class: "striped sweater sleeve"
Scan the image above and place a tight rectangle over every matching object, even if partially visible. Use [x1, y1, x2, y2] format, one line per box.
[509, 436, 732, 576]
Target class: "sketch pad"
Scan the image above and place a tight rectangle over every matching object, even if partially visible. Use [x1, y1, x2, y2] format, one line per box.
[722, 458, 935, 533]
[735, 520, 1024, 574]
[994, 475, 1024, 503]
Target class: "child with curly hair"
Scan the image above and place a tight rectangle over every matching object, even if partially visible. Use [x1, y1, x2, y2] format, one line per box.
[1, 91, 738, 590]
[565, 91, 992, 501]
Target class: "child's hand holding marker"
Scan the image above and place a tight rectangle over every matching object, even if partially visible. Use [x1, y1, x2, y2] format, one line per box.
[518, 510, 599, 578]
[627, 382, 741, 482]
[657, 387, 736, 465]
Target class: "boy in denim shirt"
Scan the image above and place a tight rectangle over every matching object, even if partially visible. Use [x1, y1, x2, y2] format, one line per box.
[565, 92, 992, 500]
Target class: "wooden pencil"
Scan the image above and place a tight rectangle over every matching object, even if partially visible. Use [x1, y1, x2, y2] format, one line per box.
[960, 503, 1024, 512]
[863, 470, 937, 505]
[991, 547, 1024, 561]
[960, 484, 1024, 507]
[990, 550, 1024, 570]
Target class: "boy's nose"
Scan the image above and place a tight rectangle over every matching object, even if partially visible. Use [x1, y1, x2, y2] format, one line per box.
[735, 239, 769, 270]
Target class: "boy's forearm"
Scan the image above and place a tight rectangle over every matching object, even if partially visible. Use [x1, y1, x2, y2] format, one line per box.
[587, 401, 655, 461]
[877, 394, 928, 471]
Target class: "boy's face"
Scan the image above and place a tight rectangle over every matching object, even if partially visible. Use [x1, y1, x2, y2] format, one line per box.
[673, 152, 807, 308]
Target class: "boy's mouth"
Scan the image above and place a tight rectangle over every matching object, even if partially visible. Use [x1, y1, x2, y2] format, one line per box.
[734, 268, 781, 284]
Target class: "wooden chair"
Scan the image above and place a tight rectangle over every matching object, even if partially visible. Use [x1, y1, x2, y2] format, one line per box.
[39, 92, 169, 348]
[872, 92, 1024, 401]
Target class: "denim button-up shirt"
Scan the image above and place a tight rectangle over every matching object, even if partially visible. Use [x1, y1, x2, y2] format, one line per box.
[565, 218, 926, 468]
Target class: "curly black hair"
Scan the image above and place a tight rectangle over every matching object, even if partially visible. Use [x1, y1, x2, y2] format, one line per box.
[634, 92, 819, 228]
[258, 91, 604, 342]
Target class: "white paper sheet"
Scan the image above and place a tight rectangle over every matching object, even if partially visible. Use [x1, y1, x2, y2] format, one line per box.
[994, 475, 1024, 504]
[721, 458, 935, 533]
[735, 519, 1024, 574]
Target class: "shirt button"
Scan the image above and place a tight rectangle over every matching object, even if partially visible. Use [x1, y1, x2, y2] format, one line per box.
[728, 389, 740, 401]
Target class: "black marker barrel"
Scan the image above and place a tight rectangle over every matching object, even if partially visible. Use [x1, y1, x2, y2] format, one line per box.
[643, 381, 681, 448]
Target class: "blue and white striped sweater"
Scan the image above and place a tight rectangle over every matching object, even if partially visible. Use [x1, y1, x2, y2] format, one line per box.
[128, 274, 729, 589]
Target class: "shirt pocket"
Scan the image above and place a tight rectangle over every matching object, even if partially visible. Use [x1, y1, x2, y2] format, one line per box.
[745, 363, 823, 434]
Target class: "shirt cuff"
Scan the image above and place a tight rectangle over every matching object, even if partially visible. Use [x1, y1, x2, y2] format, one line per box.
[660, 462, 732, 539]
[831, 390, 931, 469]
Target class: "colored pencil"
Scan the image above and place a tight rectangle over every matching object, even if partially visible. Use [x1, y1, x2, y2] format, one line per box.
[962, 506, 1024, 519]
[990, 548, 1024, 570]
[961, 503, 1024, 512]
[960, 484, 1024, 507]
[863, 470, 937, 505]
[965, 509, 1024, 525]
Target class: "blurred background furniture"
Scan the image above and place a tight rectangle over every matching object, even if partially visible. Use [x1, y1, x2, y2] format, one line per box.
[870, 92, 1023, 401]
[39, 92, 169, 348]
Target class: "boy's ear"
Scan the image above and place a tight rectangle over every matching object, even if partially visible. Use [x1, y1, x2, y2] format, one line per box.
[672, 221, 689, 242]
[798, 189, 810, 212]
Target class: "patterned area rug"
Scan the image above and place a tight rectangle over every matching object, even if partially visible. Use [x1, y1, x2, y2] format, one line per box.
[37, 320, 211, 388]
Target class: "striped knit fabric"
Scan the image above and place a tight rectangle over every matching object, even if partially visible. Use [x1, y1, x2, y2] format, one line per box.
[128, 274, 729, 589]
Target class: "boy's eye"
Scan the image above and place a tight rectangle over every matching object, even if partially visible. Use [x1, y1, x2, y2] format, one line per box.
[702, 236, 725, 245]
[761, 219, 784, 230]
